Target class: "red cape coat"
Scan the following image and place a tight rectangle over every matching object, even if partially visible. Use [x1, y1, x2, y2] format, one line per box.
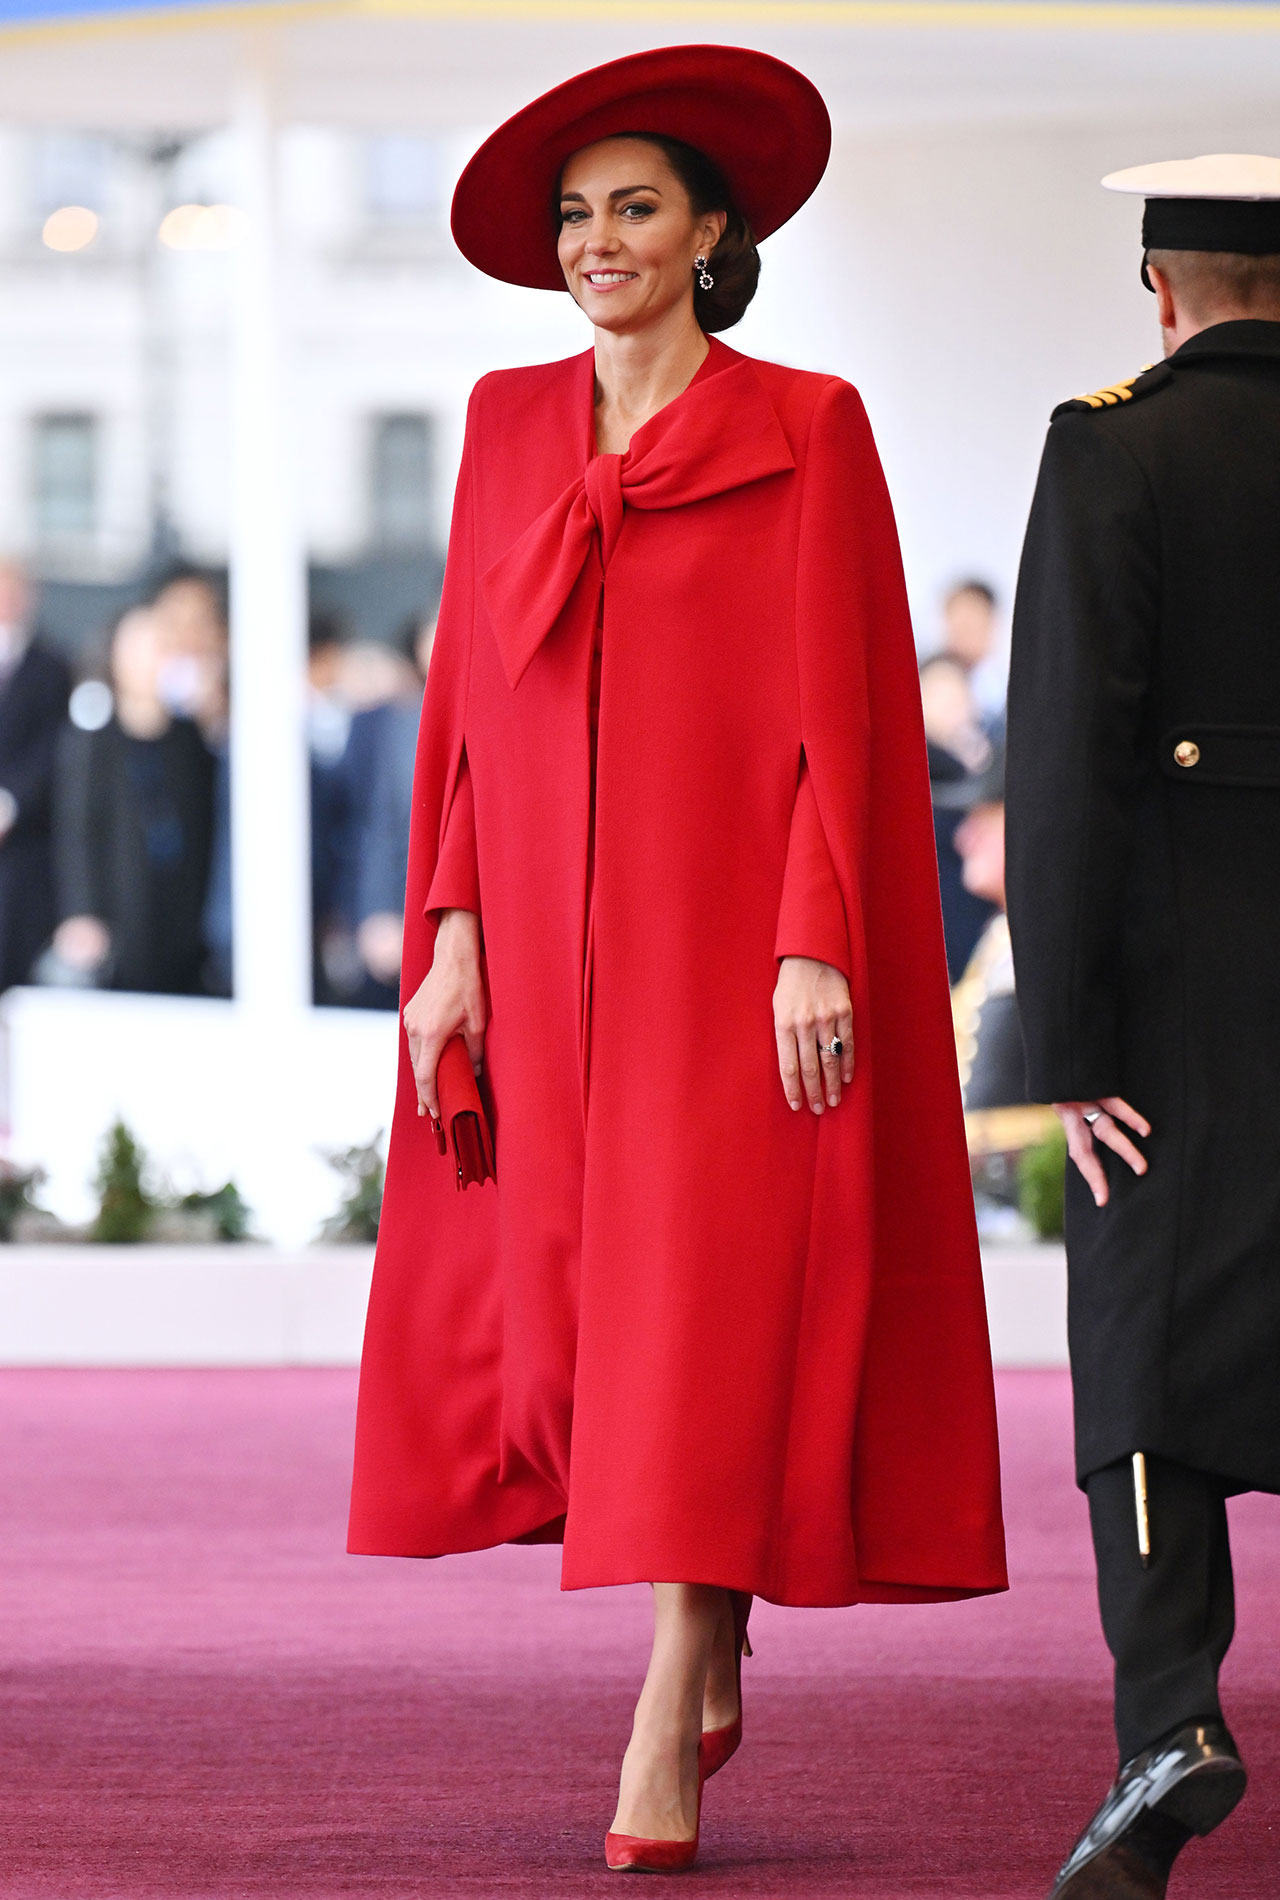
[348, 334, 1007, 1607]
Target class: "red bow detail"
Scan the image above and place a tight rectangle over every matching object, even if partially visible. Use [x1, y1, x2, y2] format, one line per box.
[482, 358, 796, 691]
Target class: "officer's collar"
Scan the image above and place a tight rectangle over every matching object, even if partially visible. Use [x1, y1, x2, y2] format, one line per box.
[1170, 317, 1280, 367]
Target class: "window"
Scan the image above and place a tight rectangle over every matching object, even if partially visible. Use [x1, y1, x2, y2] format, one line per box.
[364, 135, 443, 225]
[370, 414, 433, 549]
[32, 414, 97, 547]
[29, 132, 110, 223]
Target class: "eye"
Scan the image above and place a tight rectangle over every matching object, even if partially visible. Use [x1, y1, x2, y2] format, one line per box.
[559, 206, 587, 224]
[620, 201, 655, 219]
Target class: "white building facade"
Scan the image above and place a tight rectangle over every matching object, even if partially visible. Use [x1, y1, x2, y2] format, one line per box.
[0, 121, 581, 612]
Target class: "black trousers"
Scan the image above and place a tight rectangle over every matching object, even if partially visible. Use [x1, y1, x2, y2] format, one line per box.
[1086, 1454, 1236, 1766]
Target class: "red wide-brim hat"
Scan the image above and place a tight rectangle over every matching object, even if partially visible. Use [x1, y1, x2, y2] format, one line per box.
[450, 43, 832, 291]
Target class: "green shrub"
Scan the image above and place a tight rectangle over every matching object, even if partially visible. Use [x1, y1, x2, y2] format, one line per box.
[90, 1118, 157, 1243]
[318, 1135, 384, 1243]
[176, 1182, 255, 1243]
[1018, 1121, 1068, 1241]
[0, 1161, 47, 1242]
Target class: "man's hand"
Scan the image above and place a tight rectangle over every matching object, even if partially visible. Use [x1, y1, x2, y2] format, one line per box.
[773, 955, 855, 1113]
[1054, 1096, 1151, 1207]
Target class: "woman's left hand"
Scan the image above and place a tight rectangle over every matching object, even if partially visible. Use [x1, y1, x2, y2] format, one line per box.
[773, 957, 855, 1113]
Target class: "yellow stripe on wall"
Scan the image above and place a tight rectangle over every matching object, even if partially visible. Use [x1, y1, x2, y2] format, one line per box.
[6, 0, 1280, 47]
[0, 0, 343, 44]
[368, 0, 1280, 28]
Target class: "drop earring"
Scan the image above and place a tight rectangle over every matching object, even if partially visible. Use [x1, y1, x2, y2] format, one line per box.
[694, 253, 714, 290]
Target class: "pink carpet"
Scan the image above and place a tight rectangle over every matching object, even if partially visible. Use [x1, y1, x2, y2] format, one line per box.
[0, 1369, 1274, 1899]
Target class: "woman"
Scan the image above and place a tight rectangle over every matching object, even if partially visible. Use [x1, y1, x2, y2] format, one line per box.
[349, 44, 1007, 1871]
[50, 603, 214, 996]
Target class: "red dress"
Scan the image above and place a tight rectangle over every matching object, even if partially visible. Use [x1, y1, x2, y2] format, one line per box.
[348, 336, 1007, 1607]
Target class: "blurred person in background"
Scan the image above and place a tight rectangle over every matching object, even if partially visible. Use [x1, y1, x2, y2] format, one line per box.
[337, 635, 418, 715]
[348, 44, 1004, 1875]
[920, 651, 995, 980]
[348, 610, 437, 1007]
[150, 568, 233, 996]
[940, 745, 1055, 1224]
[151, 568, 230, 744]
[0, 558, 70, 992]
[920, 649, 991, 774]
[308, 608, 355, 1005]
[47, 604, 214, 995]
[938, 577, 1006, 734]
[318, 625, 430, 1007]
[939, 577, 997, 671]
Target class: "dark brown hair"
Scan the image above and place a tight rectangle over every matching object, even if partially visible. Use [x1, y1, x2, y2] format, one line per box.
[945, 578, 998, 611]
[556, 132, 760, 332]
[639, 134, 759, 332]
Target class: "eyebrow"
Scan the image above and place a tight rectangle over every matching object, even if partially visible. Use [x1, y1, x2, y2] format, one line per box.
[558, 184, 663, 203]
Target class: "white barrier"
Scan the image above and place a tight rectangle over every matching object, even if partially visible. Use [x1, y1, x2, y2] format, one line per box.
[0, 987, 398, 1249]
[979, 1242, 1068, 1369]
[0, 1245, 374, 1366]
[0, 1241, 1066, 1369]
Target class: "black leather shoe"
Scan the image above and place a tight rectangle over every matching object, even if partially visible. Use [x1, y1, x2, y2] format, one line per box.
[1049, 1719, 1247, 1898]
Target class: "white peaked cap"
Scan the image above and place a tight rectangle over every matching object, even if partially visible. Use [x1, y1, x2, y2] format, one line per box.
[1103, 154, 1280, 201]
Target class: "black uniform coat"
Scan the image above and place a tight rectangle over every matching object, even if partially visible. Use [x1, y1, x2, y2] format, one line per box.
[1006, 319, 1280, 1493]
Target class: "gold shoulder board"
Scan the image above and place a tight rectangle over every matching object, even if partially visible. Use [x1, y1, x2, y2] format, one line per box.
[1052, 363, 1166, 420]
[1073, 368, 1151, 408]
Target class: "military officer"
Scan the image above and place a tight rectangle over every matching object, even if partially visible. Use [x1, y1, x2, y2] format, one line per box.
[1006, 155, 1280, 1899]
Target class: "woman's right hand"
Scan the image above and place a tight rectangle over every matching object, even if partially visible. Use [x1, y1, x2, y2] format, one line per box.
[403, 908, 487, 1121]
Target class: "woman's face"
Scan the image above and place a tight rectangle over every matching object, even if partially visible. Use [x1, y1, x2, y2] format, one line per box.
[918, 659, 975, 750]
[556, 137, 725, 336]
[110, 608, 163, 700]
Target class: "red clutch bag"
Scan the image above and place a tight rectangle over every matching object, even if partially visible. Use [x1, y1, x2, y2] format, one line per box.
[430, 1034, 496, 1191]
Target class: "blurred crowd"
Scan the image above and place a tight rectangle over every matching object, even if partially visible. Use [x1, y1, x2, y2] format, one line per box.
[0, 556, 435, 1010]
[919, 578, 1005, 985]
[921, 579, 1058, 1218]
[0, 552, 1049, 1192]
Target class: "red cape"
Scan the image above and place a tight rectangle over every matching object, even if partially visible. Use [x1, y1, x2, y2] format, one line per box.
[348, 336, 1007, 1607]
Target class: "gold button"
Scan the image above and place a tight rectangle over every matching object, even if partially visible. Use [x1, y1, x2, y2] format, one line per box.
[1174, 740, 1200, 768]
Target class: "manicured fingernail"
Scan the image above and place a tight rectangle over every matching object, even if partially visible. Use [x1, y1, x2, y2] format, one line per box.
[812, 1101, 823, 1114]
[790, 1099, 801, 1111]
[828, 1093, 837, 1106]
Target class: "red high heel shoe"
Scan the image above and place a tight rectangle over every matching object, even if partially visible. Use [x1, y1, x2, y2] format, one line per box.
[699, 1590, 753, 1780]
[605, 1746, 705, 1872]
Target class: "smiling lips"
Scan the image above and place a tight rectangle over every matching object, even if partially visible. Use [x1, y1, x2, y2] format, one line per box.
[585, 269, 639, 290]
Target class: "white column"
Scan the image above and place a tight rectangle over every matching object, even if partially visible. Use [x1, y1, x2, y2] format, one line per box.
[228, 41, 311, 1019]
